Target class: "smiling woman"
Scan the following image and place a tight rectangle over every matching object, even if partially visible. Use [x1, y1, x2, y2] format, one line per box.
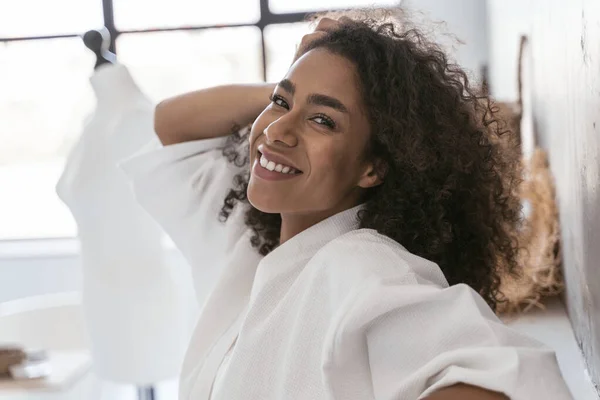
[123, 9, 573, 400]
[246, 49, 379, 241]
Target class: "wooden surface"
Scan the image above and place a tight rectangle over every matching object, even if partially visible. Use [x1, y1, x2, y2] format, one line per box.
[0, 351, 91, 393]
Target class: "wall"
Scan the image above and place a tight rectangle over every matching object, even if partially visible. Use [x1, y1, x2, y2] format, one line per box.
[486, 0, 533, 101]
[488, 0, 600, 390]
[405, 0, 489, 82]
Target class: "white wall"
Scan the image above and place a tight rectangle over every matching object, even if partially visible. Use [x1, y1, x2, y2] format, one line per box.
[488, 0, 600, 390]
[486, 0, 534, 101]
[405, 0, 489, 83]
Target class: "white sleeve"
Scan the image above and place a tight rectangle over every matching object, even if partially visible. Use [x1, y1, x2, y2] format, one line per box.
[119, 137, 247, 281]
[354, 282, 573, 399]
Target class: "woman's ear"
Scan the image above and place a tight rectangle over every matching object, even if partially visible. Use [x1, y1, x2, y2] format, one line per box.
[357, 160, 386, 189]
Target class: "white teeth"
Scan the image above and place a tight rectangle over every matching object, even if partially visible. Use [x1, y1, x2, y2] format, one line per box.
[259, 153, 298, 174]
[260, 155, 268, 168]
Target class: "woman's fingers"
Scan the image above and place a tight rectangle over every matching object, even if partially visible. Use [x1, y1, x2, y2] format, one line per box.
[302, 16, 344, 48]
[337, 16, 354, 25]
[299, 31, 326, 49]
[314, 17, 340, 32]
[294, 16, 351, 62]
[295, 30, 326, 61]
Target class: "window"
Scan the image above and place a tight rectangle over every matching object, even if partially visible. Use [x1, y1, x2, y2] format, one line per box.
[0, 0, 102, 38]
[264, 22, 311, 82]
[0, 39, 95, 239]
[113, 0, 260, 30]
[0, 0, 400, 241]
[118, 28, 263, 102]
[269, 0, 398, 14]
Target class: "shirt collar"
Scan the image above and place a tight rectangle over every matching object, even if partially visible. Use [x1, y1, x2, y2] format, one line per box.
[251, 204, 365, 291]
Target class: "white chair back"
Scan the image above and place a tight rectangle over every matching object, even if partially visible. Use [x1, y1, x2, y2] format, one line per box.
[0, 292, 88, 350]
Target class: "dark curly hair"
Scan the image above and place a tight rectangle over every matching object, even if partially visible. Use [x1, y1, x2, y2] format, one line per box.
[219, 10, 522, 311]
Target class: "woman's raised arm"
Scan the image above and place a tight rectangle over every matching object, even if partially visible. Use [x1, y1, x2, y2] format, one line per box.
[154, 83, 275, 145]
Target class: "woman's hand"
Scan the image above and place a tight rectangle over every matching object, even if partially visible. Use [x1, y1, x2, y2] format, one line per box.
[293, 17, 348, 62]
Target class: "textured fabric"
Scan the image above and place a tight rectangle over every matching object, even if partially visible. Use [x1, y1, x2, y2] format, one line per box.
[121, 138, 573, 400]
[210, 335, 238, 398]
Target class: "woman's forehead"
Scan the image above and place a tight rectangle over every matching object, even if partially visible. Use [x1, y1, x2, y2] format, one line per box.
[284, 49, 362, 109]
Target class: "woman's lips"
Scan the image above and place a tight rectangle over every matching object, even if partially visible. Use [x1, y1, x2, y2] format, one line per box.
[252, 154, 302, 181]
[257, 146, 302, 173]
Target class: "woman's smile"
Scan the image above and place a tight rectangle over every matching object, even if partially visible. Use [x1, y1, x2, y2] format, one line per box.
[252, 150, 303, 181]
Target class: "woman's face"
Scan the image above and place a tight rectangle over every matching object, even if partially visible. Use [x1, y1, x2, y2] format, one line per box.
[247, 48, 380, 217]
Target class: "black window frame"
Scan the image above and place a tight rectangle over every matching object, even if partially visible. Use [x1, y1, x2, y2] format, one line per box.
[0, 0, 312, 81]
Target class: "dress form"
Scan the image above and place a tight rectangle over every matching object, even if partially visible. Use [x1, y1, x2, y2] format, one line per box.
[56, 60, 189, 386]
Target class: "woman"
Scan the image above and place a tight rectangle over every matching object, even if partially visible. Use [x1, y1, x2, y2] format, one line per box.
[122, 12, 572, 400]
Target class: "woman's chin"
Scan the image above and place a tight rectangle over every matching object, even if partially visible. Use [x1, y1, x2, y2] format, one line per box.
[247, 185, 285, 214]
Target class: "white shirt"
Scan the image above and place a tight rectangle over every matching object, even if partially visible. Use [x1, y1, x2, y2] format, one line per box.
[121, 137, 573, 400]
[210, 331, 238, 397]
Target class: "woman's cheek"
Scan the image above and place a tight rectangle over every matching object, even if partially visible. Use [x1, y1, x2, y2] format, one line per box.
[249, 118, 267, 145]
[316, 144, 344, 170]
[251, 107, 272, 134]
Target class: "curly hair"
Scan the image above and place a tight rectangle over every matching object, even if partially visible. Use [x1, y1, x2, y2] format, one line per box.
[220, 10, 522, 311]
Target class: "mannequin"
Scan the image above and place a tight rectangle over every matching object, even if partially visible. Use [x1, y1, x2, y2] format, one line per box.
[56, 32, 190, 390]
[82, 28, 116, 69]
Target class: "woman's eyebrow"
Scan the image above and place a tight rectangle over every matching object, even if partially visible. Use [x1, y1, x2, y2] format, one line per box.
[307, 93, 349, 114]
[278, 79, 296, 95]
[277, 79, 349, 113]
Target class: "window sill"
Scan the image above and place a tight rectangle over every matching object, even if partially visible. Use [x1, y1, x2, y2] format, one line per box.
[0, 237, 177, 260]
[0, 238, 80, 260]
[503, 297, 599, 400]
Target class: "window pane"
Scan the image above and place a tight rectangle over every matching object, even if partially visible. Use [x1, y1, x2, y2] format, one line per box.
[114, 0, 260, 30]
[264, 23, 311, 82]
[0, 39, 95, 239]
[269, 0, 400, 14]
[0, 0, 102, 38]
[117, 28, 263, 102]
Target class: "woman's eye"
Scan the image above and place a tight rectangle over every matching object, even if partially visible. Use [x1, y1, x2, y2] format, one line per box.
[312, 114, 336, 129]
[269, 94, 289, 109]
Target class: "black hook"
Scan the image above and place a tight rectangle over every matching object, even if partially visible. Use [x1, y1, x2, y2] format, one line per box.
[83, 28, 116, 70]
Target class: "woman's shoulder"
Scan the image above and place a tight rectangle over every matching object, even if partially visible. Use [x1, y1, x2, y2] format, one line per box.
[315, 228, 449, 289]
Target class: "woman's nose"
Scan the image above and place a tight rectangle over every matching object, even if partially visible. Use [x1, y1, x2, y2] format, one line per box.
[264, 116, 298, 147]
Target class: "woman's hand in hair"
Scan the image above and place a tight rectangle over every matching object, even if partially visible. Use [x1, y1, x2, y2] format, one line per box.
[294, 17, 346, 62]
